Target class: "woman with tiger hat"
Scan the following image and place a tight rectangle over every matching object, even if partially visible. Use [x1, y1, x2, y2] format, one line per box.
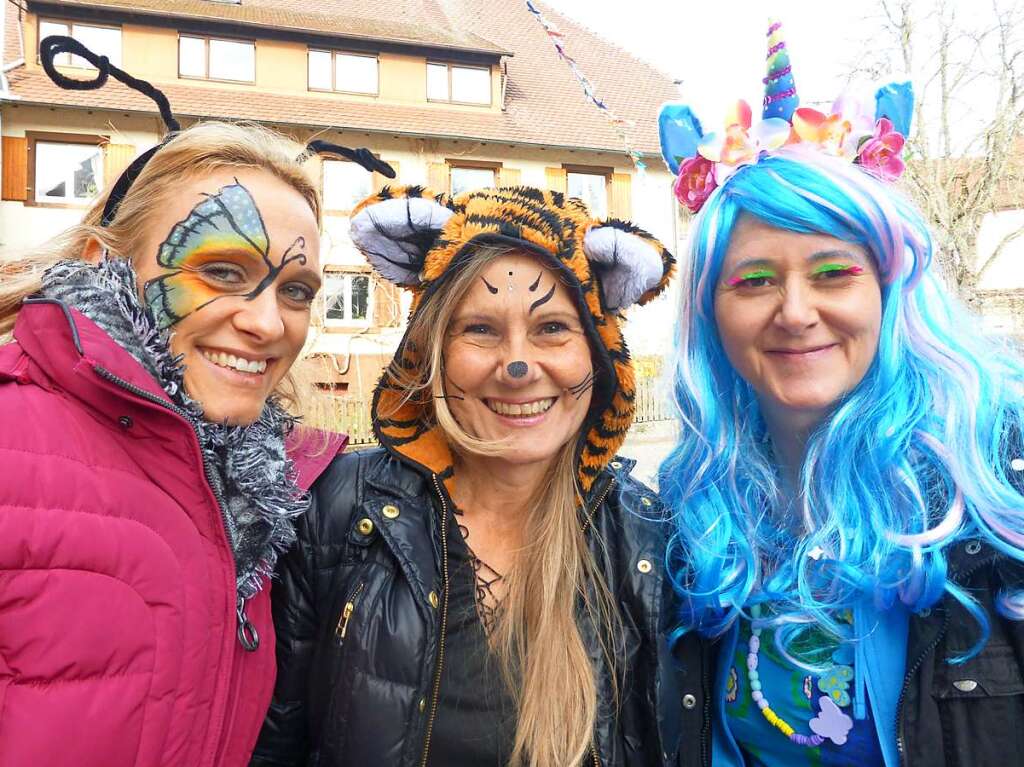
[251, 185, 708, 767]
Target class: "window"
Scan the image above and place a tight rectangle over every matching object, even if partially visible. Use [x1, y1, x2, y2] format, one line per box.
[322, 159, 374, 213]
[426, 62, 491, 105]
[308, 50, 379, 94]
[449, 165, 496, 195]
[39, 20, 122, 68]
[324, 273, 372, 326]
[567, 170, 609, 219]
[29, 135, 104, 205]
[179, 35, 255, 82]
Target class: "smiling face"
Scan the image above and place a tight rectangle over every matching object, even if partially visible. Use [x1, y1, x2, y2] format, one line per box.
[133, 168, 321, 425]
[713, 214, 882, 427]
[442, 252, 594, 467]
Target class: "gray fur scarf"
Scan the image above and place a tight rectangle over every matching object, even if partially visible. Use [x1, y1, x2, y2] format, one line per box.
[41, 257, 308, 600]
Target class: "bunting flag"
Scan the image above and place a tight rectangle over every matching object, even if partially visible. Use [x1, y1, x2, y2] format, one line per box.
[525, 0, 646, 173]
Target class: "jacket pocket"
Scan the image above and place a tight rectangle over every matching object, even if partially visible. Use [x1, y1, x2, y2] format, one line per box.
[932, 642, 1024, 765]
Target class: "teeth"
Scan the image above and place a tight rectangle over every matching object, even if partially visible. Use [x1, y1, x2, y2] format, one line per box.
[487, 398, 555, 417]
[202, 350, 267, 374]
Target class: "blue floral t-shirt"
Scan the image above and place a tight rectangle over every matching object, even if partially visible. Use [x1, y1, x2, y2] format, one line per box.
[724, 616, 885, 767]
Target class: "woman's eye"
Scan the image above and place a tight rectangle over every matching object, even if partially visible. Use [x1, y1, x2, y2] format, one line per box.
[728, 271, 775, 289]
[281, 283, 316, 304]
[201, 263, 246, 284]
[464, 323, 494, 335]
[815, 265, 863, 280]
[540, 321, 569, 334]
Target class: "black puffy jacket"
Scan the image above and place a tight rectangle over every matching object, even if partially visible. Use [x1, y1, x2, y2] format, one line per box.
[250, 449, 709, 767]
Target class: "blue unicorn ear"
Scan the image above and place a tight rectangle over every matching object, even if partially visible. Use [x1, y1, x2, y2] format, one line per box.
[658, 103, 704, 175]
[875, 81, 914, 136]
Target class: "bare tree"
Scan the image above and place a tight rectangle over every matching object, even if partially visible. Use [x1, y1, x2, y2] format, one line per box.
[851, 0, 1024, 302]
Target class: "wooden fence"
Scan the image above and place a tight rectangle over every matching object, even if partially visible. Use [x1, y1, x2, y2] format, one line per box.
[331, 376, 672, 446]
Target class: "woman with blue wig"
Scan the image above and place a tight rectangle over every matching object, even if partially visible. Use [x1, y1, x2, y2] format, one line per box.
[658, 20, 1024, 767]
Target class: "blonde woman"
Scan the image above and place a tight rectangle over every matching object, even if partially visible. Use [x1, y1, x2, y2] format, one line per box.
[0, 37, 389, 767]
[253, 186, 708, 767]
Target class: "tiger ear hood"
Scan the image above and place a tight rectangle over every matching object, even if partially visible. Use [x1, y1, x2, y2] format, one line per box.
[349, 184, 675, 493]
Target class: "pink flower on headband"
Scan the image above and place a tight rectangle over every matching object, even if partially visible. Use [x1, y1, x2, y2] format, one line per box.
[674, 155, 717, 212]
[856, 118, 906, 181]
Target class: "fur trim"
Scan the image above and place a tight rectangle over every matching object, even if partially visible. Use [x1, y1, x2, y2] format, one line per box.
[40, 258, 308, 599]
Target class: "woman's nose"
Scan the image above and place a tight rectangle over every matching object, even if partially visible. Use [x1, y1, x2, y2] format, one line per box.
[233, 288, 286, 342]
[773, 279, 820, 333]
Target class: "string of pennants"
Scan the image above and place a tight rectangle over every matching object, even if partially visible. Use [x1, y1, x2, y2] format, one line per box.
[524, 0, 647, 173]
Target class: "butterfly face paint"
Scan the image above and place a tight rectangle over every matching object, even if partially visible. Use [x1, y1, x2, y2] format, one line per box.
[144, 179, 308, 329]
[443, 253, 594, 468]
[133, 169, 321, 425]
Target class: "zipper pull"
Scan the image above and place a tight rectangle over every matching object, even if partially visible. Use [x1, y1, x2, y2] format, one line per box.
[337, 601, 356, 640]
[237, 595, 259, 652]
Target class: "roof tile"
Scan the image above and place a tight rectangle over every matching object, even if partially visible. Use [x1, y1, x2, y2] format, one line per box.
[5, 0, 679, 156]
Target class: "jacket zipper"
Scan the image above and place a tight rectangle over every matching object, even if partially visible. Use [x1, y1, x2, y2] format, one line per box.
[336, 582, 366, 642]
[419, 473, 452, 767]
[93, 365, 256, 651]
[700, 641, 712, 767]
[583, 476, 614, 767]
[894, 556, 988, 765]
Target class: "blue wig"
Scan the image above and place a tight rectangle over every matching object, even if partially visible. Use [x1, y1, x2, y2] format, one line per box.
[660, 147, 1024, 660]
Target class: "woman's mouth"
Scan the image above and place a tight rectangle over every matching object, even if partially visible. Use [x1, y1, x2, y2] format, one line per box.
[485, 397, 556, 417]
[201, 348, 268, 375]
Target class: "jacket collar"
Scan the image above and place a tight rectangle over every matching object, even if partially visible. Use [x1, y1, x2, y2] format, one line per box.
[12, 298, 172, 410]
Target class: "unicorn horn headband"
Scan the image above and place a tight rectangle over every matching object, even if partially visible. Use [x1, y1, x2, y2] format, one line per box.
[658, 19, 914, 213]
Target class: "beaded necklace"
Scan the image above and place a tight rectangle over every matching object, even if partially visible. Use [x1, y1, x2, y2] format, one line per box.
[746, 604, 854, 748]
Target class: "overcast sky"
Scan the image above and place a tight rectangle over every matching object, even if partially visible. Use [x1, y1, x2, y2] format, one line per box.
[544, 1, 889, 120]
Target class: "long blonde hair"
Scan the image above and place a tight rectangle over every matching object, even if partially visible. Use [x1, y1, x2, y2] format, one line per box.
[391, 245, 621, 767]
[0, 121, 330, 426]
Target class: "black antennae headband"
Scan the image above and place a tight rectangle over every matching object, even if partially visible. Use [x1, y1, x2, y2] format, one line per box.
[39, 35, 396, 226]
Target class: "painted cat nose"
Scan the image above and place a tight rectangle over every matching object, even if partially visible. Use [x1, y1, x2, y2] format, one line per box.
[507, 361, 529, 378]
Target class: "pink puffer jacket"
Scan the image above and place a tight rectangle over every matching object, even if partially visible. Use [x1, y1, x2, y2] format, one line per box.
[0, 300, 343, 767]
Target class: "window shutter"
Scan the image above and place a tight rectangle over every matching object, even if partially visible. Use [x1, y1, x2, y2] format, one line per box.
[545, 167, 567, 194]
[609, 172, 632, 220]
[103, 143, 136, 186]
[373, 159, 399, 193]
[1, 136, 28, 201]
[427, 162, 449, 193]
[498, 166, 521, 187]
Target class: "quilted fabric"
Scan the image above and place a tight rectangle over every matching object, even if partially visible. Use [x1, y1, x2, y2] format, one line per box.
[0, 301, 340, 767]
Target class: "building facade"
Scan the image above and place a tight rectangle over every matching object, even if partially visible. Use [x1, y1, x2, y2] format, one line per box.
[1, 0, 683, 398]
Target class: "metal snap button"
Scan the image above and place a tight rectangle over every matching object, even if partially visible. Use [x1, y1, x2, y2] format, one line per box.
[118, 415, 133, 429]
[428, 590, 439, 609]
[637, 559, 653, 574]
[382, 504, 400, 520]
[918, 608, 931, 618]
[965, 540, 982, 555]
[953, 679, 978, 692]
[419, 698, 426, 713]
[609, 460, 623, 470]
[356, 518, 374, 536]
[1011, 458, 1024, 472]
[640, 497, 653, 507]
[682, 693, 697, 709]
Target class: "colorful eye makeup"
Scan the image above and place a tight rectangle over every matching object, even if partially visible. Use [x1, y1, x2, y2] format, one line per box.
[812, 263, 864, 277]
[144, 179, 307, 329]
[727, 268, 776, 287]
